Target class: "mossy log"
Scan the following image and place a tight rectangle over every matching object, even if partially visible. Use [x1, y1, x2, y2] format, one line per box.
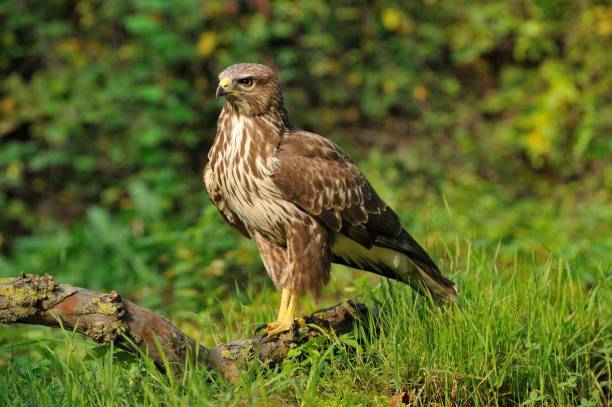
[0, 274, 369, 379]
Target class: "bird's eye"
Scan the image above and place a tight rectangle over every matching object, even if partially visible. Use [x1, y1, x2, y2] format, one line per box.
[238, 77, 254, 87]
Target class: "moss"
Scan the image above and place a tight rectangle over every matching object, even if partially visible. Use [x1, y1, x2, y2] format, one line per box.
[0, 274, 60, 322]
[79, 293, 125, 318]
[0, 304, 36, 323]
[85, 321, 128, 345]
[221, 348, 236, 360]
[0, 285, 46, 307]
[74, 292, 129, 345]
[312, 311, 327, 319]
[96, 301, 119, 316]
[240, 345, 256, 360]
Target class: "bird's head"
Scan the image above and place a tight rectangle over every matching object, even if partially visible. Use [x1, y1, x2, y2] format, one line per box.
[216, 63, 282, 116]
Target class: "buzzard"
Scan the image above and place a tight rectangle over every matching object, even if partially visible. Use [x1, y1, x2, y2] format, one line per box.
[205, 63, 456, 335]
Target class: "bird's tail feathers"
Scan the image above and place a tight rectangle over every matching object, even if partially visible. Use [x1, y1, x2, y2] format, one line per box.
[404, 257, 458, 302]
[331, 232, 457, 302]
[376, 231, 457, 302]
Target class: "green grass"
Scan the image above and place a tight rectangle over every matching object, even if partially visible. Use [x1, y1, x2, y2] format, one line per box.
[1, 152, 610, 405]
[1, 249, 609, 405]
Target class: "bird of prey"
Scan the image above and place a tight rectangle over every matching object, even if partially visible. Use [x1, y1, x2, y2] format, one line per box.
[205, 63, 457, 335]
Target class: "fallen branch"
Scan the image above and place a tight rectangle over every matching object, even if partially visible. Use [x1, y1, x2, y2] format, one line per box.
[0, 274, 369, 379]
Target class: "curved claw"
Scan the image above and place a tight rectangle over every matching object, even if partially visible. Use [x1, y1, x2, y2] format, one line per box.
[255, 319, 295, 337]
[264, 319, 294, 337]
[256, 288, 300, 337]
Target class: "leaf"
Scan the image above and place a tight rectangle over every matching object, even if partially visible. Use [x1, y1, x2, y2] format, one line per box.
[124, 14, 159, 35]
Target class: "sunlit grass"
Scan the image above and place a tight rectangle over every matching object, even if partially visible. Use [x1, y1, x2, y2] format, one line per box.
[1, 241, 609, 406]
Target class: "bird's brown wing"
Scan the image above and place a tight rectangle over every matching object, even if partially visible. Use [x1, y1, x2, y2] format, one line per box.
[203, 163, 251, 239]
[271, 131, 456, 301]
[271, 131, 401, 247]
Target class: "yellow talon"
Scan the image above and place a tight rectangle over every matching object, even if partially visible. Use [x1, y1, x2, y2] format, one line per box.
[264, 288, 299, 337]
[264, 319, 294, 336]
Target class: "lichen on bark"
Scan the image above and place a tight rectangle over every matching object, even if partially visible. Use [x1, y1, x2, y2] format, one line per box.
[0, 273, 72, 323]
[77, 291, 129, 344]
[80, 291, 125, 317]
[84, 320, 128, 345]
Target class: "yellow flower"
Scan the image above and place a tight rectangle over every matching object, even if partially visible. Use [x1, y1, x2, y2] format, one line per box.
[381, 8, 402, 31]
[196, 32, 218, 57]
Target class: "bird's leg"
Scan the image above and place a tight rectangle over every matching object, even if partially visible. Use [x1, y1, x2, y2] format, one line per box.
[276, 288, 290, 321]
[265, 288, 299, 336]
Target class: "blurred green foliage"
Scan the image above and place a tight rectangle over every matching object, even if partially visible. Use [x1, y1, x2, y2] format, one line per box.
[0, 0, 610, 298]
[0, 1, 611, 403]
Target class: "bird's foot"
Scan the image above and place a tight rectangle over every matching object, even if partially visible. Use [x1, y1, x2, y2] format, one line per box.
[256, 288, 300, 337]
[256, 318, 295, 337]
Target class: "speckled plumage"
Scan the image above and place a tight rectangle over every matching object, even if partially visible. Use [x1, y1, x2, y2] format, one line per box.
[204, 63, 457, 301]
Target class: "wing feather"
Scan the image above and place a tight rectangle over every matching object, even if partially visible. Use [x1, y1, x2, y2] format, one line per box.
[271, 131, 402, 242]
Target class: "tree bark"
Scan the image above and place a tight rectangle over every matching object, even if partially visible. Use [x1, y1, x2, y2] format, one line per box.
[0, 273, 369, 379]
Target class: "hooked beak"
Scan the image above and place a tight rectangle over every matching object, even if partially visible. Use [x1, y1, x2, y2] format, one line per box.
[215, 86, 225, 99]
[216, 78, 231, 99]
